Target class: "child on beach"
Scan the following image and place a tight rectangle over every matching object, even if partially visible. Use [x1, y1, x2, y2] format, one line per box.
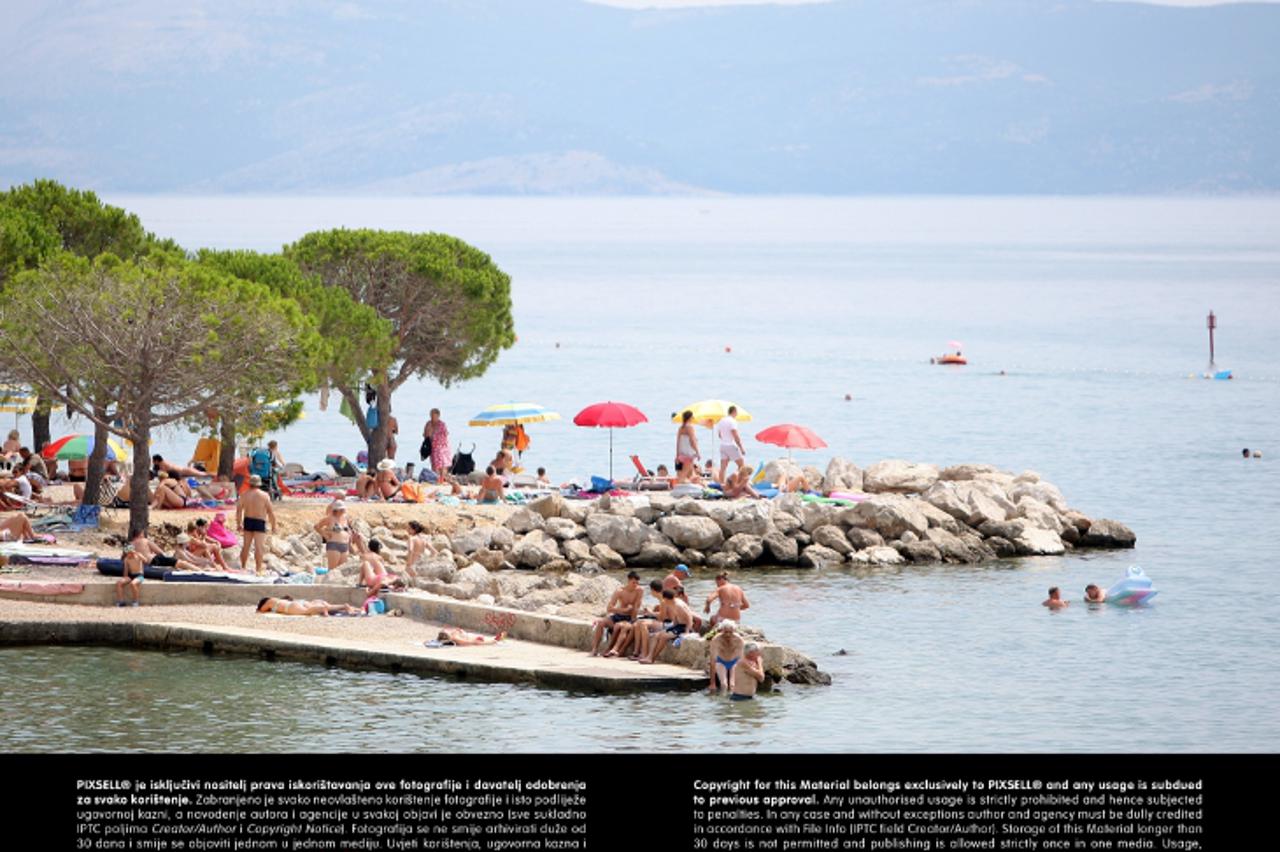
[114, 545, 144, 607]
[731, 643, 767, 701]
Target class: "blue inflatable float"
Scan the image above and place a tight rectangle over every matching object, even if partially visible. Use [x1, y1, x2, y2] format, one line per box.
[1105, 566, 1158, 607]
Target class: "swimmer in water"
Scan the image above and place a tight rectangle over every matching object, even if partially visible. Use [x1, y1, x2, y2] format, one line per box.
[1084, 584, 1107, 603]
[1042, 587, 1069, 610]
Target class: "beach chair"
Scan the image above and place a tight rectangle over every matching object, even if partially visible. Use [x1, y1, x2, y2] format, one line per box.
[629, 455, 671, 491]
[189, 436, 220, 472]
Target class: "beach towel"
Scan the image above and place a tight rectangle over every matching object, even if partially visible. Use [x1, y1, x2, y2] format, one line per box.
[400, 481, 425, 503]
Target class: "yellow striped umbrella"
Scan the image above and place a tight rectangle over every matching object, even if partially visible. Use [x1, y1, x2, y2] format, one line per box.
[0, 386, 36, 415]
[670, 399, 753, 428]
[468, 402, 562, 427]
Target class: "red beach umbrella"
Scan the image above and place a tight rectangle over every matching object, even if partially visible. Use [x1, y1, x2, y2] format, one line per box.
[573, 401, 648, 480]
[754, 423, 828, 460]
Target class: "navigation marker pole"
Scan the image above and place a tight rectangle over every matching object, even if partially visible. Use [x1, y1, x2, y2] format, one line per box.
[1207, 310, 1217, 372]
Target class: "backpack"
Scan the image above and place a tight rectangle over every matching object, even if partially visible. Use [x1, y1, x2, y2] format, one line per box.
[450, 444, 476, 476]
[248, 447, 272, 480]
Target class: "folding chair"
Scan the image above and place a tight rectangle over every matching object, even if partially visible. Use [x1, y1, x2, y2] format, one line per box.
[629, 455, 671, 491]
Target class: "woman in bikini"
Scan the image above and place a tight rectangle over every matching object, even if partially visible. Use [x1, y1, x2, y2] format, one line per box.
[314, 500, 359, 572]
[150, 472, 192, 509]
[255, 595, 361, 616]
[675, 410, 700, 483]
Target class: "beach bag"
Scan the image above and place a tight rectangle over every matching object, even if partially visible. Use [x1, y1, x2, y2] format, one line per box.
[419, 436, 432, 461]
[450, 444, 476, 476]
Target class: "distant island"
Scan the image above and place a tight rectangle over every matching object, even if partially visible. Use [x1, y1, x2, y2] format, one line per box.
[1, 0, 1277, 195]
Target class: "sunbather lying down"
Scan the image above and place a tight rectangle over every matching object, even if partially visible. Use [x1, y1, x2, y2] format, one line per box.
[256, 595, 362, 616]
[427, 627, 506, 647]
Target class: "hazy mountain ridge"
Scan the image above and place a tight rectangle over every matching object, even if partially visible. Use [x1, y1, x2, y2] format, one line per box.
[1, 0, 1277, 194]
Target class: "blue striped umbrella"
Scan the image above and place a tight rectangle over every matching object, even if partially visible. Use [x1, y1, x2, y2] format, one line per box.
[467, 403, 562, 427]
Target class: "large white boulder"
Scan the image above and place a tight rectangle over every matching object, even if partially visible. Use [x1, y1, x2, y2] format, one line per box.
[505, 507, 546, 534]
[723, 533, 765, 564]
[545, 517, 586, 541]
[589, 543, 627, 571]
[658, 515, 725, 550]
[761, 458, 804, 487]
[1012, 526, 1065, 556]
[862, 460, 940, 494]
[1008, 480, 1068, 513]
[584, 514, 650, 556]
[512, 530, 561, 569]
[823, 457, 863, 492]
[847, 494, 929, 539]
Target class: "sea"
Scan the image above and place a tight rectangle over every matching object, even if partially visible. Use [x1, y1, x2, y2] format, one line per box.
[2, 195, 1278, 752]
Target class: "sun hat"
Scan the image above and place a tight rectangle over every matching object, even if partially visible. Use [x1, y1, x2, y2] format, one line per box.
[331, 499, 347, 511]
[377, 459, 395, 471]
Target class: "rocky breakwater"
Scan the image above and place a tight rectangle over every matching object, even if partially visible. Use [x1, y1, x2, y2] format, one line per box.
[443, 457, 1135, 576]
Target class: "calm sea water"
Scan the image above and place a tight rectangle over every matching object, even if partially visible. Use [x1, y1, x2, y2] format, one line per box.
[7, 195, 1279, 752]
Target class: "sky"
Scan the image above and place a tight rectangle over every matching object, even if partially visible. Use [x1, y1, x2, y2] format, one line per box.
[587, 0, 1279, 6]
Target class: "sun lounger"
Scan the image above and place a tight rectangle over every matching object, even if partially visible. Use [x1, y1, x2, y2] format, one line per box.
[629, 455, 672, 491]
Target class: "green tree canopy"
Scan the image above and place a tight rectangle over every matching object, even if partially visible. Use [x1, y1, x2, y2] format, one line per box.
[0, 252, 321, 534]
[0, 179, 180, 461]
[285, 229, 515, 464]
[0, 205, 59, 280]
[195, 249, 396, 475]
[0, 179, 154, 277]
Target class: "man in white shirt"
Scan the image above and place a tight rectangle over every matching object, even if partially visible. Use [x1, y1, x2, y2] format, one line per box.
[715, 405, 748, 484]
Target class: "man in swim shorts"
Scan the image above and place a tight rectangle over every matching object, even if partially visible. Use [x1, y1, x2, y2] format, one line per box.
[590, 571, 644, 657]
[128, 529, 201, 574]
[715, 405, 747, 484]
[640, 589, 694, 664]
[707, 619, 746, 694]
[731, 643, 766, 701]
[237, 474, 276, 574]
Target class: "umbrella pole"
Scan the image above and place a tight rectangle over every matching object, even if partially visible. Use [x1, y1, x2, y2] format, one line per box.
[609, 428, 614, 481]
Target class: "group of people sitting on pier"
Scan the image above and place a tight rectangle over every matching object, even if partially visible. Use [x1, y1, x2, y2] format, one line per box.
[588, 566, 766, 700]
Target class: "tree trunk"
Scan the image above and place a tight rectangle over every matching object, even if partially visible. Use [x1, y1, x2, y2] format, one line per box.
[81, 409, 109, 507]
[32, 395, 52, 453]
[365, 380, 392, 469]
[218, 418, 237, 479]
[128, 429, 152, 538]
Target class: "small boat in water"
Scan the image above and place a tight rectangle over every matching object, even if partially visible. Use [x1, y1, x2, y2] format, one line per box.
[934, 353, 967, 365]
